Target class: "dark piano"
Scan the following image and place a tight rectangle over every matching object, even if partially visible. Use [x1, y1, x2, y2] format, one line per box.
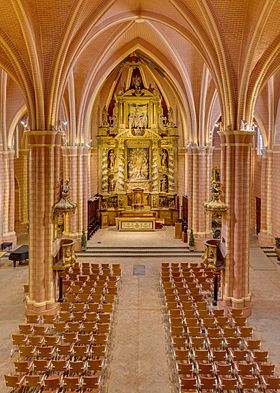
[9, 245, 29, 268]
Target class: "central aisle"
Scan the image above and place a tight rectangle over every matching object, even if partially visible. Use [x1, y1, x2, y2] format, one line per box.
[106, 264, 174, 393]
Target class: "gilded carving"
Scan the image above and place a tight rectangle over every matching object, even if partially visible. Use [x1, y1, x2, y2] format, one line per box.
[96, 57, 179, 224]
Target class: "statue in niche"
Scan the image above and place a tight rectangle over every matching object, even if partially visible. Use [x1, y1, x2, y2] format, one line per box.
[102, 106, 109, 127]
[132, 75, 141, 90]
[167, 107, 175, 127]
[108, 174, 116, 192]
[128, 112, 134, 129]
[110, 104, 118, 128]
[108, 149, 116, 169]
[161, 149, 168, 170]
[160, 175, 168, 193]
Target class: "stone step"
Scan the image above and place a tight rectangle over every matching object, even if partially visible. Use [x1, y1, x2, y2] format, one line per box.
[77, 247, 203, 258]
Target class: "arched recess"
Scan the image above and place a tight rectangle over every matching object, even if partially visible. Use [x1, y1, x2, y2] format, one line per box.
[78, 42, 194, 147]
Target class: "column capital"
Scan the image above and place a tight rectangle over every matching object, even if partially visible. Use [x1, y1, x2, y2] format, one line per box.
[218, 130, 255, 146]
[25, 130, 63, 146]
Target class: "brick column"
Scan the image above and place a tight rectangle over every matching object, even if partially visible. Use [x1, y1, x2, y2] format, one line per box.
[219, 131, 254, 314]
[62, 145, 88, 239]
[0, 150, 4, 245]
[26, 131, 62, 313]
[258, 149, 274, 246]
[2, 150, 16, 244]
[187, 144, 212, 250]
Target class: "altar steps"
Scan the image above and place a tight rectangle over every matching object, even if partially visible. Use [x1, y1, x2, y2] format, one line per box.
[76, 246, 203, 258]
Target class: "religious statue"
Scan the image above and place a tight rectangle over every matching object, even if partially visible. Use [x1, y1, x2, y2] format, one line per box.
[128, 112, 134, 129]
[110, 104, 118, 128]
[160, 175, 168, 193]
[102, 106, 109, 127]
[167, 107, 175, 127]
[108, 149, 116, 169]
[108, 174, 116, 192]
[132, 74, 141, 90]
[61, 179, 70, 199]
[161, 149, 168, 170]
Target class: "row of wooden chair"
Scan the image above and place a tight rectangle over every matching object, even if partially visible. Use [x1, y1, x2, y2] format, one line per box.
[5, 373, 100, 393]
[5, 262, 122, 392]
[161, 262, 280, 392]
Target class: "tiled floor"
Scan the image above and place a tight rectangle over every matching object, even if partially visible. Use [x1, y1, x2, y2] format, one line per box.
[0, 227, 280, 392]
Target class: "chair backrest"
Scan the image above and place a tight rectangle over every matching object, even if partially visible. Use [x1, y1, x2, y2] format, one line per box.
[82, 375, 100, 389]
[64, 376, 81, 390]
[43, 375, 61, 389]
[5, 374, 24, 388]
[180, 377, 197, 390]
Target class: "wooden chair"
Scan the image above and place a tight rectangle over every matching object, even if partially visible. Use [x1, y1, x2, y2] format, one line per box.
[37, 346, 56, 359]
[33, 359, 51, 374]
[14, 360, 32, 374]
[180, 376, 198, 392]
[91, 345, 106, 358]
[189, 336, 206, 349]
[235, 362, 255, 376]
[63, 332, 78, 344]
[225, 336, 242, 349]
[245, 339, 261, 351]
[72, 344, 90, 359]
[56, 343, 73, 358]
[18, 345, 37, 359]
[212, 350, 228, 362]
[81, 375, 100, 392]
[69, 360, 86, 375]
[29, 335, 44, 346]
[44, 335, 60, 346]
[93, 334, 108, 346]
[33, 324, 49, 335]
[86, 359, 103, 375]
[199, 376, 217, 392]
[196, 362, 215, 376]
[230, 349, 248, 362]
[18, 324, 33, 335]
[175, 349, 189, 363]
[50, 359, 70, 374]
[41, 375, 61, 392]
[12, 333, 28, 347]
[24, 374, 45, 390]
[207, 337, 225, 350]
[215, 362, 232, 376]
[63, 376, 82, 391]
[42, 314, 57, 325]
[251, 350, 268, 363]
[239, 326, 253, 338]
[239, 376, 260, 392]
[26, 314, 41, 324]
[218, 376, 239, 392]
[177, 363, 195, 377]
[4, 374, 25, 390]
[261, 376, 280, 391]
[77, 333, 94, 345]
[256, 363, 275, 376]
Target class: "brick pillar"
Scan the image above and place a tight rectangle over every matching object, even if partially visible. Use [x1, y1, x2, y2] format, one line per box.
[219, 131, 254, 314]
[187, 144, 212, 250]
[2, 150, 16, 244]
[62, 145, 88, 240]
[258, 149, 274, 246]
[0, 150, 4, 245]
[26, 131, 62, 313]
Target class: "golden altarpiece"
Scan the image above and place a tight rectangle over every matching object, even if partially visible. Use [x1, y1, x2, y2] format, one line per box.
[97, 61, 179, 228]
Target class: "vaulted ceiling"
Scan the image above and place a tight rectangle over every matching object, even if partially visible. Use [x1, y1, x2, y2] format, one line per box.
[0, 0, 280, 147]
